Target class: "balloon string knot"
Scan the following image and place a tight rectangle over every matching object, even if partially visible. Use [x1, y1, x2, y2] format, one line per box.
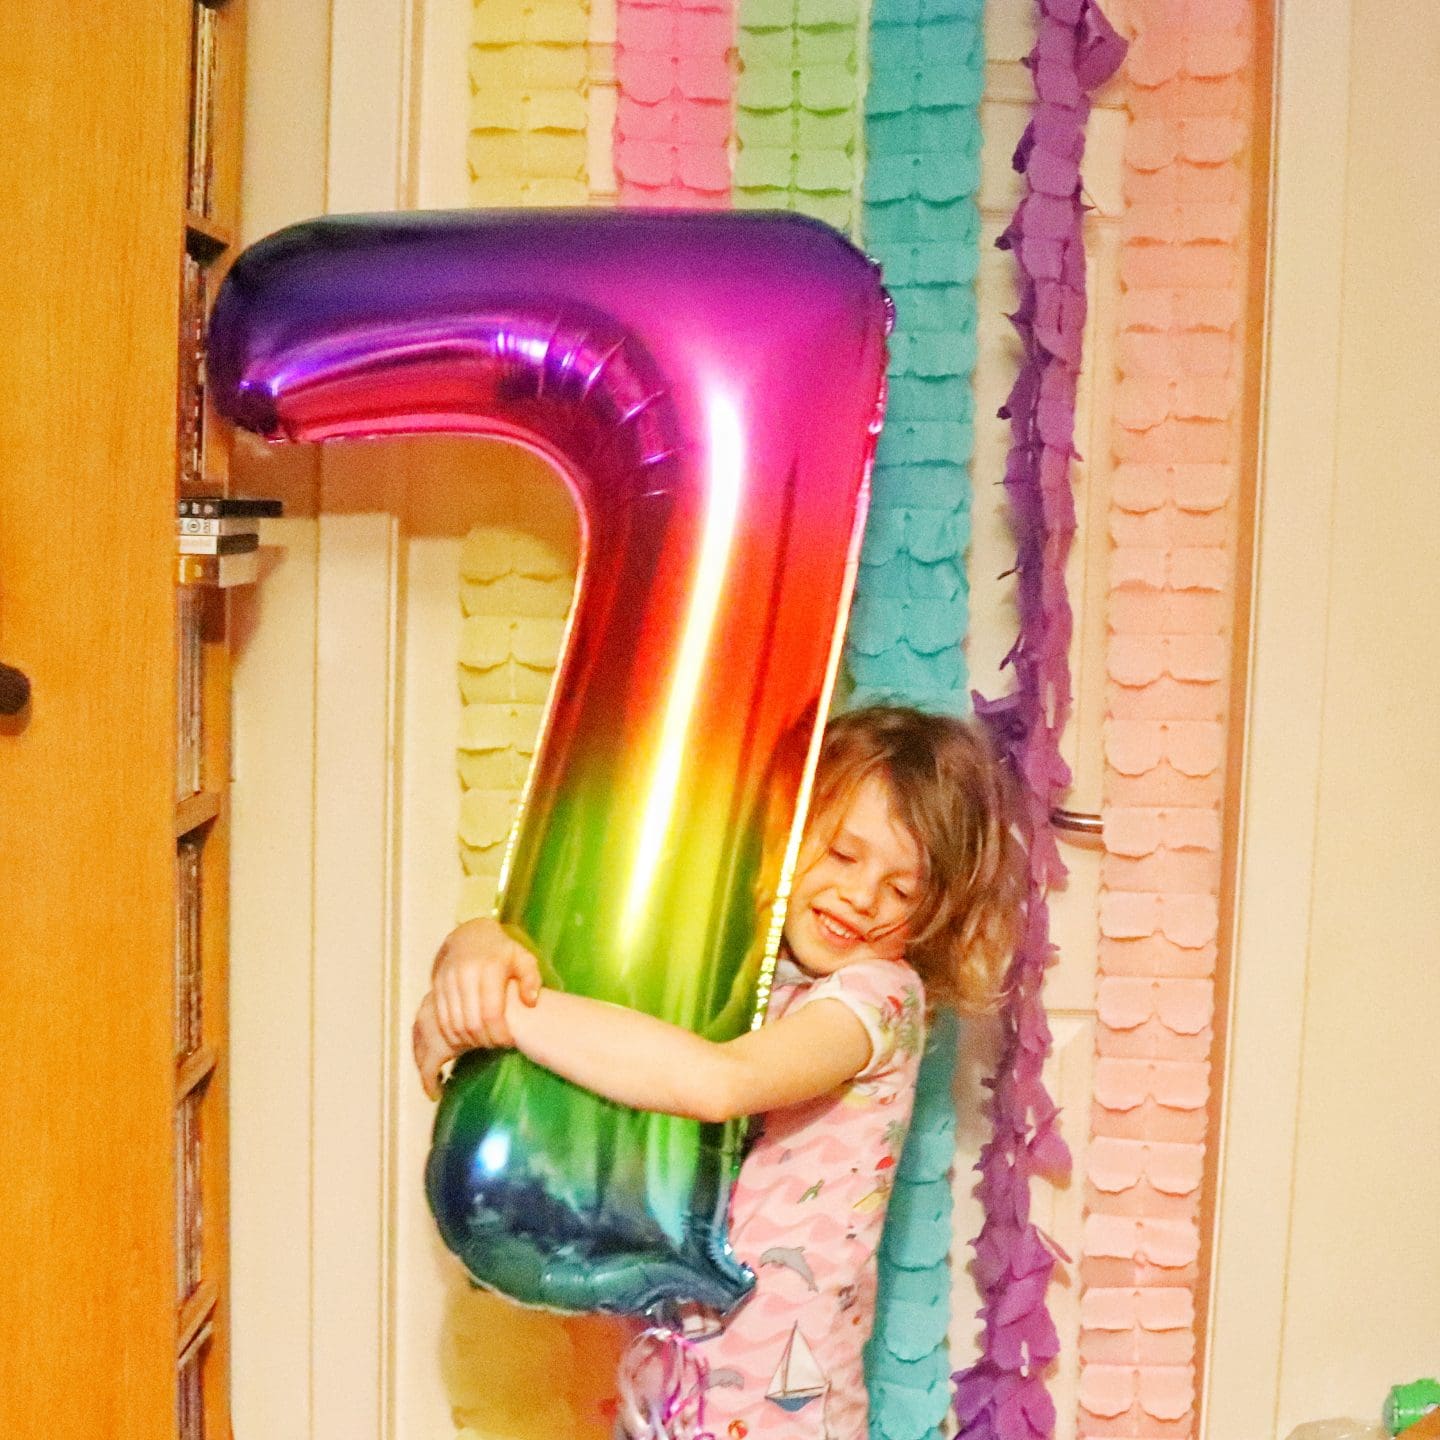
[615, 1324, 717, 1440]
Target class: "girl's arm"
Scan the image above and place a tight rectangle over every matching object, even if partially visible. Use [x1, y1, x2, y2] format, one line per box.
[510, 987, 872, 1122]
[415, 985, 873, 1123]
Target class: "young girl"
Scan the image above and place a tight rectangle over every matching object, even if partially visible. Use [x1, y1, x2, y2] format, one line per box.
[413, 705, 1020, 1440]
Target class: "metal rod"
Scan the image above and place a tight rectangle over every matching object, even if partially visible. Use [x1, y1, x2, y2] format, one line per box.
[1050, 806, 1103, 836]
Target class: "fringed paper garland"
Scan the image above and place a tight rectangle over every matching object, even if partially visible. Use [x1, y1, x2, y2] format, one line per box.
[452, 498, 621, 1440]
[865, 1009, 963, 1440]
[1080, 1, 1255, 1433]
[457, 517, 578, 923]
[468, 0, 591, 206]
[957, 6, 1125, 1440]
[613, 0, 734, 207]
[852, 5, 985, 1439]
[733, 0, 865, 231]
[844, 0, 984, 717]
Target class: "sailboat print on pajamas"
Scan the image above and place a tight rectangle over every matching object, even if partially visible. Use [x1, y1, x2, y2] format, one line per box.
[764, 1325, 828, 1413]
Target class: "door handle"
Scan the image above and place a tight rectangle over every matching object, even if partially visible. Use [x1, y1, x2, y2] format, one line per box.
[0, 661, 30, 715]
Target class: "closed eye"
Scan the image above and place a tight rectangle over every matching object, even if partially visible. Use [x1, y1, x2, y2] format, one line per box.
[829, 846, 856, 863]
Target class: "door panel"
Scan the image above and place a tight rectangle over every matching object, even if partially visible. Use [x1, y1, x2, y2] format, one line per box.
[0, 9, 188, 1438]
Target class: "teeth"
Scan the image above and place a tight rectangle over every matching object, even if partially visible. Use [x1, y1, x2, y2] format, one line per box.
[817, 911, 860, 943]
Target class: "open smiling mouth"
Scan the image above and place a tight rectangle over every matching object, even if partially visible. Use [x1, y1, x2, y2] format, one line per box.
[813, 907, 907, 949]
[813, 909, 867, 944]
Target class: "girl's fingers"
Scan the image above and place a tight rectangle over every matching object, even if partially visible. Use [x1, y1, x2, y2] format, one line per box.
[412, 996, 448, 1099]
[515, 945, 543, 1005]
[455, 978, 483, 1049]
[436, 980, 466, 1051]
[419, 1046, 443, 1100]
[479, 965, 512, 1048]
[421, 1050, 444, 1100]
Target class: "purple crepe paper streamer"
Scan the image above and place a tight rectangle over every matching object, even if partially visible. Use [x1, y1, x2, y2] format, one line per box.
[954, 5, 1125, 1440]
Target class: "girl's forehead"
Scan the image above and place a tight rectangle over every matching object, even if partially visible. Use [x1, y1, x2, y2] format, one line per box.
[832, 774, 923, 872]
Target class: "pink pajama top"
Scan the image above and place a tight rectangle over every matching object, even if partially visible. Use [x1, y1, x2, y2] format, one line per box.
[699, 955, 926, 1440]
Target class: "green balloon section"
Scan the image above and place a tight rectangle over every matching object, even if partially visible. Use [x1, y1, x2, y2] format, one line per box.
[427, 1050, 751, 1315]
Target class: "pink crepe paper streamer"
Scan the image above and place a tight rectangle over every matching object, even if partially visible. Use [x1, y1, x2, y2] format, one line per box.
[614, 0, 734, 208]
[956, 4, 1125, 1440]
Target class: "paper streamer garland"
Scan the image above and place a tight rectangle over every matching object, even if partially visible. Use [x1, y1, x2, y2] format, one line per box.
[455, 495, 625, 1440]
[850, 0, 985, 1436]
[1081, 1, 1255, 1433]
[613, 0, 734, 207]
[865, 1008, 963, 1440]
[845, 0, 984, 717]
[958, 6, 1126, 1440]
[457, 515, 579, 920]
[469, 0, 590, 206]
[733, 0, 866, 231]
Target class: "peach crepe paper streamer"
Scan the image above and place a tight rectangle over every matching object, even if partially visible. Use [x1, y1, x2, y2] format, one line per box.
[613, 0, 734, 207]
[469, 0, 591, 205]
[1079, 0, 1257, 1435]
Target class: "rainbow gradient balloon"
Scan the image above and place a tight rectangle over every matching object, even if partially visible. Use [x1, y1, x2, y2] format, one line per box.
[208, 209, 890, 1317]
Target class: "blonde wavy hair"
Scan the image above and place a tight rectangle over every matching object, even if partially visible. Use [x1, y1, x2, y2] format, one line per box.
[802, 705, 1023, 1014]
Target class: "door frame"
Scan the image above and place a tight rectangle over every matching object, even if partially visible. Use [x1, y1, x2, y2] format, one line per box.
[1200, 4, 1350, 1436]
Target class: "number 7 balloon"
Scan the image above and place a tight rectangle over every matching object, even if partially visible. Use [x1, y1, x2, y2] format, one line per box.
[207, 210, 891, 1318]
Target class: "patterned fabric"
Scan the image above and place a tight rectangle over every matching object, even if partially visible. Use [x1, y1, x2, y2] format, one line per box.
[699, 958, 926, 1440]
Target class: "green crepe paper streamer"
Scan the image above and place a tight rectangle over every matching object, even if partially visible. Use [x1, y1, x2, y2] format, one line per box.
[735, 0, 865, 231]
[730, 0, 981, 1428]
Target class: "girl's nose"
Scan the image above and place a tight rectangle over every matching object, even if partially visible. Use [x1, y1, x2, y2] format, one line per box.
[840, 870, 880, 915]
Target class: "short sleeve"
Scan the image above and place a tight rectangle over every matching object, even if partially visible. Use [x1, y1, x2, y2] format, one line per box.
[790, 959, 925, 1079]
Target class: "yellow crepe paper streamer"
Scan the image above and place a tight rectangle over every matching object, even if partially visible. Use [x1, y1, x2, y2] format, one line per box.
[469, 0, 591, 205]
[446, 447, 633, 1440]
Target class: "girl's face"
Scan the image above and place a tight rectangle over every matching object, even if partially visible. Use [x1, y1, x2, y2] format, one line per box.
[784, 772, 923, 976]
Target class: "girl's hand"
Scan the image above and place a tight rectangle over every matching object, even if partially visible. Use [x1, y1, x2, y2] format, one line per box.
[413, 991, 459, 1101]
[431, 915, 543, 1050]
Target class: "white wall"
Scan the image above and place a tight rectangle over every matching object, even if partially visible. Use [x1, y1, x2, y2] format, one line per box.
[1206, 3, 1440, 1434]
[228, 5, 330, 1438]
[230, 4, 1440, 1440]
[225, 1, 1129, 1436]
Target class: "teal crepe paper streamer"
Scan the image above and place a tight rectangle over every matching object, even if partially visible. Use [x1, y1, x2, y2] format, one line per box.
[844, 0, 983, 722]
[844, 0, 984, 1434]
[864, 1006, 967, 1439]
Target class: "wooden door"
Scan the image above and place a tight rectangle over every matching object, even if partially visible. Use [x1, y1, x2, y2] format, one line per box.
[0, 8, 188, 1437]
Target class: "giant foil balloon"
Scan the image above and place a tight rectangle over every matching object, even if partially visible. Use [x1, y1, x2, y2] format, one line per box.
[208, 210, 890, 1317]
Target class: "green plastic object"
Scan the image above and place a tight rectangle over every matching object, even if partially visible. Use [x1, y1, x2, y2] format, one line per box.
[1384, 1379, 1440, 1434]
